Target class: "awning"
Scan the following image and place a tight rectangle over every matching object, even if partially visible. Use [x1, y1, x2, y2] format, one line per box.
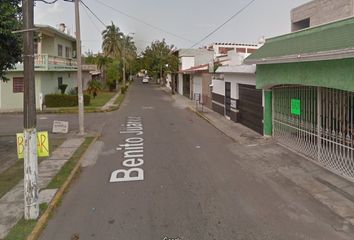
[245, 17, 354, 65]
[89, 71, 101, 75]
[179, 63, 209, 74]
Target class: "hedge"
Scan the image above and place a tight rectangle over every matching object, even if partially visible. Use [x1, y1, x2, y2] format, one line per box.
[45, 94, 91, 107]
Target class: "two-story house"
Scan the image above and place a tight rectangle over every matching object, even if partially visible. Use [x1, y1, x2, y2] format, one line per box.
[0, 24, 78, 111]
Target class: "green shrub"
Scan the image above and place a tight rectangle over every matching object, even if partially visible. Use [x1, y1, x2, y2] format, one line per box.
[45, 94, 90, 107]
[58, 84, 68, 94]
[121, 86, 128, 94]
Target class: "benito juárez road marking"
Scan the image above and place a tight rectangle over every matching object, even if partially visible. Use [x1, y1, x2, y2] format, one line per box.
[110, 116, 144, 183]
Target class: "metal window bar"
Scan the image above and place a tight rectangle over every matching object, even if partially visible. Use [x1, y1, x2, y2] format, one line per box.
[273, 85, 354, 182]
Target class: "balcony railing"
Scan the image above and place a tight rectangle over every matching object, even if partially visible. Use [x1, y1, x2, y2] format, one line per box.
[11, 54, 78, 71]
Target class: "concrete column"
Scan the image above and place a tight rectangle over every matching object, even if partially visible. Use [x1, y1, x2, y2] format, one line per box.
[264, 90, 273, 136]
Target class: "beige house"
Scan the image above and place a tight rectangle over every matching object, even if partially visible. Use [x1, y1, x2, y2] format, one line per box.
[0, 24, 97, 111]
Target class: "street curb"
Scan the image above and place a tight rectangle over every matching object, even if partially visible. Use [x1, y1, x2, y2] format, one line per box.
[27, 134, 100, 240]
[186, 106, 240, 144]
[187, 106, 212, 125]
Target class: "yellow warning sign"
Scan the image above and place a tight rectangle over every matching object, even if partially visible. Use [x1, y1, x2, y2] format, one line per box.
[16, 131, 49, 159]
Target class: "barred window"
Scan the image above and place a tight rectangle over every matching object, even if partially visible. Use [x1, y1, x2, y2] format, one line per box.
[58, 44, 63, 56]
[13, 77, 24, 93]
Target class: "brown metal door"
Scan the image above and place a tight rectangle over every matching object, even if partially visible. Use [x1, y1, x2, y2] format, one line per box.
[225, 82, 231, 118]
[239, 84, 263, 134]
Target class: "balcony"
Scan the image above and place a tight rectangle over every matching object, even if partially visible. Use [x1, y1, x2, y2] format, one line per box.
[10, 54, 77, 72]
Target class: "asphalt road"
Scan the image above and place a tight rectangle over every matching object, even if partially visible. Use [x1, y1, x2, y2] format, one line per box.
[39, 82, 353, 240]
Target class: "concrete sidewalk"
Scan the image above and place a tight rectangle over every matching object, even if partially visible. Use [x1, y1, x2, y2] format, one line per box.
[0, 137, 84, 239]
[168, 88, 354, 228]
[100, 92, 120, 111]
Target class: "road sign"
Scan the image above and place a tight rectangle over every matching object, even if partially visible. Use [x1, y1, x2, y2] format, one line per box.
[291, 99, 301, 116]
[52, 120, 69, 133]
[16, 131, 49, 159]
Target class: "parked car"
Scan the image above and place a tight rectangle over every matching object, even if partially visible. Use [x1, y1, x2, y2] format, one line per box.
[142, 77, 149, 84]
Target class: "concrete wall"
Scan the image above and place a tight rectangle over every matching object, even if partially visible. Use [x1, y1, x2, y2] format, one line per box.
[181, 57, 195, 70]
[201, 73, 212, 108]
[291, 0, 354, 31]
[0, 73, 41, 110]
[192, 75, 202, 98]
[0, 71, 77, 110]
[212, 79, 225, 96]
[40, 35, 55, 56]
[178, 74, 183, 95]
[54, 36, 75, 58]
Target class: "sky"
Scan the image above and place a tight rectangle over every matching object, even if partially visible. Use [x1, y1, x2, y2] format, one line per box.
[34, 0, 310, 54]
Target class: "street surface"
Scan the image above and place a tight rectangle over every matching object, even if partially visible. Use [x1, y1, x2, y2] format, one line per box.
[39, 82, 353, 240]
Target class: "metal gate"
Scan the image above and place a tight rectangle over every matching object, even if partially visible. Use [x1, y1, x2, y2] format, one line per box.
[273, 86, 354, 181]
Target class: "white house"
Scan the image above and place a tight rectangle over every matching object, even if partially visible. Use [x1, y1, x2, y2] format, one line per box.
[211, 44, 263, 134]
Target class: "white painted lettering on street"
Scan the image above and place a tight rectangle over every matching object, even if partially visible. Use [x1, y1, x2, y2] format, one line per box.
[110, 117, 145, 183]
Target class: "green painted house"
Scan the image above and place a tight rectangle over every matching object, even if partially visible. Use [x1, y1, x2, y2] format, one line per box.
[245, 17, 354, 182]
[0, 24, 78, 111]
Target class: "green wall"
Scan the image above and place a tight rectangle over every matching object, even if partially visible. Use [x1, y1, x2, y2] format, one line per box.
[256, 58, 354, 92]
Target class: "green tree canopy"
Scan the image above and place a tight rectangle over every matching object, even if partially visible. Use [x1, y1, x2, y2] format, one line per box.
[0, 0, 22, 81]
[102, 22, 123, 59]
[141, 39, 178, 78]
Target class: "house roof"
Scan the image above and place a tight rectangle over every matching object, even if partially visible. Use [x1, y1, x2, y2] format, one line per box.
[179, 63, 209, 73]
[216, 65, 256, 74]
[245, 16, 354, 65]
[36, 24, 76, 42]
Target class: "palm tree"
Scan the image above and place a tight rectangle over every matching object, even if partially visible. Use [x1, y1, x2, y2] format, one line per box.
[121, 35, 137, 85]
[102, 22, 123, 58]
[96, 55, 110, 85]
[102, 23, 123, 91]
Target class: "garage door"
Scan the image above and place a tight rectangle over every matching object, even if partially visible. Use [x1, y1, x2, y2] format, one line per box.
[239, 84, 263, 134]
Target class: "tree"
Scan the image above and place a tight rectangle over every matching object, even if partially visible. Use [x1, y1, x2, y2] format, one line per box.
[106, 59, 122, 91]
[96, 55, 111, 84]
[0, 0, 22, 81]
[102, 22, 123, 59]
[141, 39, 178, 83]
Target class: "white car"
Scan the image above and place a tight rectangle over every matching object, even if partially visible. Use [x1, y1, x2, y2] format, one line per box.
[142, 77, 149, 84]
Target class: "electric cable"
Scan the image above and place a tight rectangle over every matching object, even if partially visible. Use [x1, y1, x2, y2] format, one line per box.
[191, 0, 257, 48]
[81, 0, 106, 27]
[81, 1, 102, 33]
[93, 0, 194, 43]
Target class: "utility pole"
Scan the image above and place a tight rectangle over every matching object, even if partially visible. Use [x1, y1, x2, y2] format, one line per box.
[23, 0, 39, 220]
[75, 0, 85, 135]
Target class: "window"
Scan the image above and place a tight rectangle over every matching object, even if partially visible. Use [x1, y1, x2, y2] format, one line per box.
[65, 47, 71, 58]
[58, 77, 63, 88]
[13, 77, 24, 93]
[58, 44, 63, 56]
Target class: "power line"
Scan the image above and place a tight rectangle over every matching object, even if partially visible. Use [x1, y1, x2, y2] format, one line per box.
[191, 0, 257, 48]
[81, 1, 102, 33]
[81, 0, 106, 27]
[93, 0, 194, 43]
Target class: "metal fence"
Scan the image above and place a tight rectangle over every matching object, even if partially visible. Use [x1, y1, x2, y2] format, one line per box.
[273, 86, 354, 181]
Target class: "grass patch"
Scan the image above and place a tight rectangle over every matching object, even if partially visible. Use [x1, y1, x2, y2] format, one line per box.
[114, 92, 125, 105]
[46, 137, 94, 189]
[4, 203, 48, 240]
[0, 138, 65, 199]
[87, 91, 116, 108]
